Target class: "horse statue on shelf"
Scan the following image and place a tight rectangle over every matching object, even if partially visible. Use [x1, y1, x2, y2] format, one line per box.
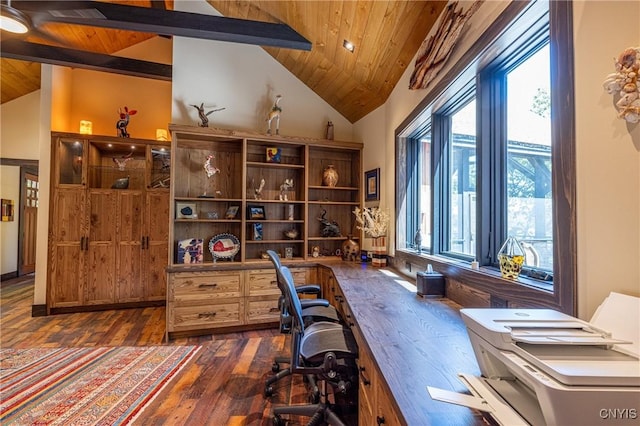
[266, 95, 282, 135]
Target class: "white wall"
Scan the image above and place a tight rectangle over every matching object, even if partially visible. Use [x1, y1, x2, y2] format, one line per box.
[172, 0, 353, 141]
[0, 166, 20, 275]
[354, 0, 640, 320]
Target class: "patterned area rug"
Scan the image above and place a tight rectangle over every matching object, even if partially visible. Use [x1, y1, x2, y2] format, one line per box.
[0, 345, 201, 425]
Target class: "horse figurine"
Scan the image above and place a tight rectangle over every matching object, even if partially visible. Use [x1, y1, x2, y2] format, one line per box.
[191, 102, 225, 127]
[266, 95, 282, 135]
[116, 106, 137, 137]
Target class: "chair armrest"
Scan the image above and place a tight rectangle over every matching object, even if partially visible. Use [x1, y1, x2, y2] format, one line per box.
[300, 299, 330, 309]
[295, 284, 321, 295]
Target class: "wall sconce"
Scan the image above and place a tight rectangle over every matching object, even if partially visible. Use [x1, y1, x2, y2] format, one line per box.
[156, 129, 168, 141]
[79, 120, 92, 135]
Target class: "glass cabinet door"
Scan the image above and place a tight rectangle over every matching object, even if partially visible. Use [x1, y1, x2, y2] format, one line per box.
[149, 145, 171, 189]
[57, 138, 86, 186]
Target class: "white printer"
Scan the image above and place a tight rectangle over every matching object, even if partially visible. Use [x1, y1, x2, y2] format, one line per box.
[428, 292, 640, 425]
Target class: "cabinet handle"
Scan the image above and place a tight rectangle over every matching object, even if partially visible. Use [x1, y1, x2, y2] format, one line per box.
[269, 307, 279, 313]
[198, 283, 218, 288]
[82, 236, 89, 251]
[376, 416, 386, 425]
[198, 312, 217, 319]
[141, 236, 146, 249]
[359, 366, 371, 386]
[146, 236, 150, 248]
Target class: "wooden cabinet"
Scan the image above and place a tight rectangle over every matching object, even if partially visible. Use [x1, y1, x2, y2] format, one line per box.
[48, 133, 170, 311]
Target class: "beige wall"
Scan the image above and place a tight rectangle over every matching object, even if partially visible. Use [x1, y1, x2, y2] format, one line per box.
[354, 0, 640, 320]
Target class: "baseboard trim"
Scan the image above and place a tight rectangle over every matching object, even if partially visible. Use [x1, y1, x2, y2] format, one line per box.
[0, 271, 18, 282]
[32, 304, 48, 317]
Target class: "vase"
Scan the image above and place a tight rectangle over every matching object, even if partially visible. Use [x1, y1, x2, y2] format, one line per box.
[371, 236, 387, 267]
[322, 165, 339, 187]
[497, 236, 525, 279]
[341, 236, 360, 262]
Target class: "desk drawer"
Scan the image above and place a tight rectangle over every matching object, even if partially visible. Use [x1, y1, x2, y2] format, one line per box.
[246, 269, 308, 297]
[169, 300, 243, 330]
[171, 272, 241, 302]
[246, 296, 280, 324]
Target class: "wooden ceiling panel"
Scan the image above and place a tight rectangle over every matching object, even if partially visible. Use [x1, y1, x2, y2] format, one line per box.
[1, 59, 41, 102]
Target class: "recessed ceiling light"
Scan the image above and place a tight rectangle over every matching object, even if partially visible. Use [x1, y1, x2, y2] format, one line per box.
[343, 40, 355, 53]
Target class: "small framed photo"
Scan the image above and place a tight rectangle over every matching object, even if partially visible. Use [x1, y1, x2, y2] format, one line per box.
[176, 202, 197, 219]
[225, 205, 240, 219]
[247, 205, 266, 220]
[365, 168, 380, 201]
[177, 238, 203, 264]
[252, 223, 263, 241]
[266, 147, 282, 163]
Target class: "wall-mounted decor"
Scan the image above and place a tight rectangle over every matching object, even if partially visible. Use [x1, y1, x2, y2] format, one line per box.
[1, 199, 15, 221]
[176, 202, 197, 219]
[247, 205, 266, 220]
[224, 205, 239, 219]
[603, 47, 640, 123]
[365, 168, 380, 201]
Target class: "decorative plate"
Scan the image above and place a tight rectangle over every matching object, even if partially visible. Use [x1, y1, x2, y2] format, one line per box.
[208, 233, 240, 260]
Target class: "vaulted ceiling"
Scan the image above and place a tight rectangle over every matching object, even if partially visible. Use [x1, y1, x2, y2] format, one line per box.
[1, 0, 446, 123]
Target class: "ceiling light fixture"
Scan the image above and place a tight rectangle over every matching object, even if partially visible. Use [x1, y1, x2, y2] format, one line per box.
[343, 40, 355, 53]
[0, 2, 31, 34]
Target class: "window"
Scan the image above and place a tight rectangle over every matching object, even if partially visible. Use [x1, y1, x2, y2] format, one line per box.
[396, 1, 576, 313]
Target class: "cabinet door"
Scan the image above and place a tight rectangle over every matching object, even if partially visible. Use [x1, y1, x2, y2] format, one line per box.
[85, 190, 117, 304]
[145, 192, 169, 300]
[116, 191, 145, 302]
[49, 189, 86, 307]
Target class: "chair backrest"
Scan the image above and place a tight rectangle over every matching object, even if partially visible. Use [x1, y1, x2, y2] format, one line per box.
[278, 265, 305, 333]
[266, 249, 282, 270]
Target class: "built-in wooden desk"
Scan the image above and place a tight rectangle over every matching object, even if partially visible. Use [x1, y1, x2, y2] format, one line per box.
[320, 262, 485, 425]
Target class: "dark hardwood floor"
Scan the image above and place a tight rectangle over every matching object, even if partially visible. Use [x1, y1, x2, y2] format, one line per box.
[0, 275, 337, 425]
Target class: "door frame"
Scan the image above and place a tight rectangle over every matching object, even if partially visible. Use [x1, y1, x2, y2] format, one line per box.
[19, 166, 39, 276]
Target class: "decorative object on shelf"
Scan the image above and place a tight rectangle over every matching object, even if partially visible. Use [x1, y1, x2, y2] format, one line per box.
[322, 164, 339, 187]
[252, 223, 263, 241]
[176, 202, 197, 219]
[365, 168, 380, 201]
[497, 236, 526, 280]
[266, 147, 282, 163]
[409, 0, 482, 90]
[205, 211, 219, 219]
[279, 178, 294, 201]
[311, 245, 320, 258]
[341, 236, 360, 262]
[603, 46, 640, 123]
[191, 102, 225, 127]
[266, 94, 282, 135]
[209, 233, 240, 262]
[177, 238, 203, 264]
[72, 155, 83, 175]
[113, 152, 133, 171]
[203, 154, 220, 178]
[224, 205, 239, 219]
[317, 208, 341, 237]
[253, 177, 266, 200]
[116, 106, 137, 138]
[284, 247, 293, 259]
[286, 204, 295, 221]
[354, 206, 390, 267]
[284, 227, 299, 240]
[414, 228, 423, 254]
[111, 176, 130, 189]
[247, 205, 266, 220]
[1, 199, 15, 222]
[79, 120, 92, 135]
[371, 236, 387, 267]
[325, 121, 334, 140]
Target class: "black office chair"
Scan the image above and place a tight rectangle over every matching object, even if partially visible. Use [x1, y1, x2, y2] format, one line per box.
[265, 250, 342, 398]
[271, 265, 359, 426]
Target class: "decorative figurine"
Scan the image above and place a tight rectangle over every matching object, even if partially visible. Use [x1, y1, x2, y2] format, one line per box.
[116, 106, 137, 138]
[191, 102, 225, 127]
[204, 154, 220, 178]
[254, 178, 265, 200]
[325, 121, 334, 140]
[279, 178, 294, 201]
[317, 208, 341, 237]
[112, 152, 133, 171]
[266, 95, 282, 135]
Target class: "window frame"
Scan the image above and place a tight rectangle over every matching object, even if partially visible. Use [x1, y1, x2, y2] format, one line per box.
[394, 0, 576, 315]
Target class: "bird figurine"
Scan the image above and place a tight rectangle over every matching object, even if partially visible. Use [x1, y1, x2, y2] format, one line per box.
[266, 95, 282, 135]
[254, 178, 265, 200]
[191, 103, 225, 127]
[204, 154, 220, 178]
[113, 152, 133, 171]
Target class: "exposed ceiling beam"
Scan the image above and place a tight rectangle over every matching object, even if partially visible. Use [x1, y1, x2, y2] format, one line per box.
[0, 40, 172, 81]
[13, 1, 312, 51]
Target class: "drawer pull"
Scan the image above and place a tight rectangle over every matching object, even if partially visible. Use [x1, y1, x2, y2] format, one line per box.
[358, 366, 371, 386]
[270, 280, 277, 285]
[198, 283, 218, 288]
[198, 312, 217, 318]
[269, 307, 279, 313]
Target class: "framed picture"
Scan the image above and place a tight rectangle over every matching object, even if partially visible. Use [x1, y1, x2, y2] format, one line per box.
[365, 168, 380, 201]
[266, 147, 282, 163]
[225, 205, 239, 219]
[252, 223, 263, 241]
[176, 202, 197, 219]
[177, 238, 203, 264]
[247, 205, 266, 220]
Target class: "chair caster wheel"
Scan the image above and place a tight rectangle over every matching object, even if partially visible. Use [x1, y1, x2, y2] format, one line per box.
[272, 414, 285, 426]
[271, 362, 280, 373]
[264, 385, 274, 398]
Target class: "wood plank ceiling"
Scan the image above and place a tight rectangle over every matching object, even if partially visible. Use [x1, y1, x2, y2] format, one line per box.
[1, 0, 446, 123]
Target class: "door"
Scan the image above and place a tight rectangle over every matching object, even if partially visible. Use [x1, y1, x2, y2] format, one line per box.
[144, 192, 170, 300]
[116, 191, 145, 302]
[19, 170, 38, 275]
[85, 190, 117, 305]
